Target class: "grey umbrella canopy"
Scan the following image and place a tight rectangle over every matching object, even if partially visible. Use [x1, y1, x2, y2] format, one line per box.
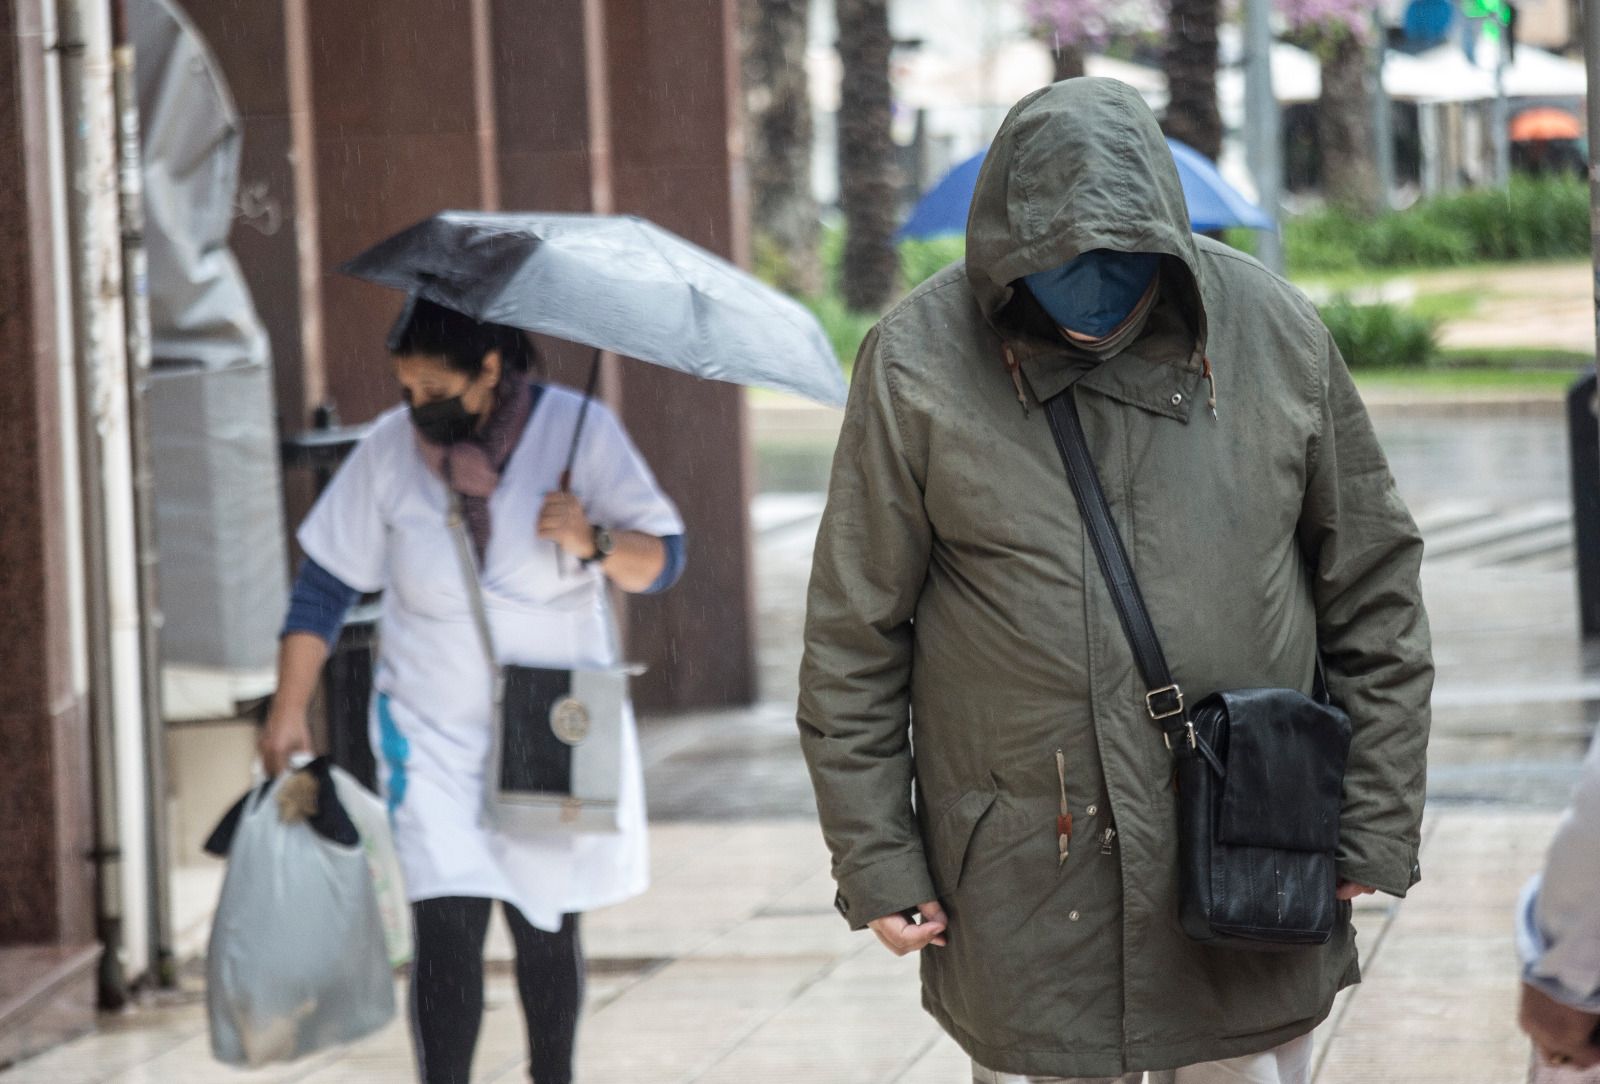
[340, 211, 847, 408]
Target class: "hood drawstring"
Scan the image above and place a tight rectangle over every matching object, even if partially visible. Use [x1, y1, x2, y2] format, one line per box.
[1202, 355, 1218, 420]
[1002, 343, 1030, 416]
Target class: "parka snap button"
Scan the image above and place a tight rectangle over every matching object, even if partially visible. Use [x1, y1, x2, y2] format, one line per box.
[1069, 910, 1081, 921]
[1086, 804, 1098, 816]
[1170, 392, 1184, 406]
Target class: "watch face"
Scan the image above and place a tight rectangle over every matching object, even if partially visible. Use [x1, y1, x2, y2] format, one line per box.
[594, 526, 615, 556]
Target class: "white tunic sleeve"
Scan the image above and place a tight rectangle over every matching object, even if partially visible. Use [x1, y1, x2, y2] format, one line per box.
[296, 415, 400, 594]
[571, 401, 685, 539]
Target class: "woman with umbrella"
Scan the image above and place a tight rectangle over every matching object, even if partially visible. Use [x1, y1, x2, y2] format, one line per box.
[260, 295, 686, 1084]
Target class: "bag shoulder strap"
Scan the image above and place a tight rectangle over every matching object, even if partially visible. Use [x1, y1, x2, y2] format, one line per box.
[446, 490, 501, 675]
[444, 489, 626, 670]
[1042, 389, 1194, 749]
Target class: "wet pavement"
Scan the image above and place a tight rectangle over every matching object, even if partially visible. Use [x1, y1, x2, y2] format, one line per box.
[5, 398, 1596, 1083]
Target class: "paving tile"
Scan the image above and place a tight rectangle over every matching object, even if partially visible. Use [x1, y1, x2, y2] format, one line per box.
[688, 912, 859, 960]
[892, 1034, 971, 1084]
[693, 946, 936, 1084]
[575, 955, 836, 1083]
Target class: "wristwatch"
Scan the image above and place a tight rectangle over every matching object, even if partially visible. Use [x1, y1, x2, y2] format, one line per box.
[584, 524, 615, 566]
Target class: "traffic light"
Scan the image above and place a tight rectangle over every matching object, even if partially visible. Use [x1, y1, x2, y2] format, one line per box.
[1463, 0, 1515, 45]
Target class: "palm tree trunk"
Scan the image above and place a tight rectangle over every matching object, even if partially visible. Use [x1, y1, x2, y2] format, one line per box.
[741, 0, 822, 296]
[1049, 40, 1086, 82]
[1318, 32, 1381, 216]
[836, 0, 900, 313]
[1162, 0, 1222, 160]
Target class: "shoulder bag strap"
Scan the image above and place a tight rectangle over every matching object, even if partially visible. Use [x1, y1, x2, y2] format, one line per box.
[446, 490, 502, 682]
[1042, 389, 1195, 750]
[446, 489, 628, 671]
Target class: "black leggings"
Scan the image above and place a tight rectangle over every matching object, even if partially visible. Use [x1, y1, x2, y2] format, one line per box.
[409, 897, 584, 1084]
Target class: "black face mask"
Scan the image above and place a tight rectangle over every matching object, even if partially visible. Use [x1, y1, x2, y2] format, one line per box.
[408, 394, 479, 444]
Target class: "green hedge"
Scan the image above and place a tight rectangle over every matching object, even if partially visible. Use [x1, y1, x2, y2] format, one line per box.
[900, 236, 967, 290]
[792, 228, 969, 366]
[804, 292, 881, 371]
[1317, 298, 1438, 369]
[1287, 175, 1589, 274]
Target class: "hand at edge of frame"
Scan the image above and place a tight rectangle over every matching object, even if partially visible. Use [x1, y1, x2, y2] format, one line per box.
[1521, 982, 1600, 1071]
[868, 901, 949, 956]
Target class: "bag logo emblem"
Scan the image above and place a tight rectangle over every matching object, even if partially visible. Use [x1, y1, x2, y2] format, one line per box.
[550, 697, 592, 745]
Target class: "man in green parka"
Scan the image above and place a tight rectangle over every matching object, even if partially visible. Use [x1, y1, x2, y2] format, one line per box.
[797, 78, 1432, 1083]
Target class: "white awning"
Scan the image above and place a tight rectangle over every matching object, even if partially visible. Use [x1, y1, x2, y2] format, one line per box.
[1384, 42, 1586, 103]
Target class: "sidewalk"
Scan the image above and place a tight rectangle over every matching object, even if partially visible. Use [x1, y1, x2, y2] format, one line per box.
[0, 809, 1560, 1084]
[4, 410, 1593, 1083]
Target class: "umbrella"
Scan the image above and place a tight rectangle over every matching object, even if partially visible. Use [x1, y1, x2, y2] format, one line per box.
[1165, 139, 1276, 232]
[898, 138, 1275, 241]
[898, 153, 989, 243]
[1510, 107, 1581, 142]
[340, 211, 847, 409]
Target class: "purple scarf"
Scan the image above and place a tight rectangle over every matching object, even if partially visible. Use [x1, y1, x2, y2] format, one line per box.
[415, 378, 534, 560]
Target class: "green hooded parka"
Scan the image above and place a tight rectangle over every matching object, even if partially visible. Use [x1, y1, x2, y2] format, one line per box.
[796, 78, 1433, 1077]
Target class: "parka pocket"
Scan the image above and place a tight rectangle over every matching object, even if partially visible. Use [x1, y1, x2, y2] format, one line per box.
[926, 783, 999, 897]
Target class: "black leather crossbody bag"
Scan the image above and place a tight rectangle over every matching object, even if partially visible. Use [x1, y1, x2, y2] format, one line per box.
[1043, 388, 1353, 950]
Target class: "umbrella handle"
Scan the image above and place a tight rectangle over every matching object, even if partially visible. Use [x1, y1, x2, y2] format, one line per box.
[556, 350, 602, 575]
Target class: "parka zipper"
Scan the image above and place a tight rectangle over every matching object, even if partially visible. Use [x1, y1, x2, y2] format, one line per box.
[1100, 826, 1118, 855]
[1054, 749, 1072, 867]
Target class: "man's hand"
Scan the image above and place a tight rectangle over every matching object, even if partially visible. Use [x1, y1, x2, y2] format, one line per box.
[1336, 880, 1377, 901]
[1521, 982, 1600, 1070]
[868, 901, 949, 956]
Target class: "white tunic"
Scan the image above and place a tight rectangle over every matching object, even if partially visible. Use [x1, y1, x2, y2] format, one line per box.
[297, 384, 684, 932]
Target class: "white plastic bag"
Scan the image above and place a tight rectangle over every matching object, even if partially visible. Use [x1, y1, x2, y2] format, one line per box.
[331, 769, 412, 969]
[206, 768, 396, 1066]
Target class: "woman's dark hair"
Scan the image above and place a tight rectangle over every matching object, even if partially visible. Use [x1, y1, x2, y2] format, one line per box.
[387, 296, 538, 376]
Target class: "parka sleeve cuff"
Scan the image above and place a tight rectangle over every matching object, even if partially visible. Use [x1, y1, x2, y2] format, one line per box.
[1337, 826, 1422, 898]
[832, 850, 938, 931]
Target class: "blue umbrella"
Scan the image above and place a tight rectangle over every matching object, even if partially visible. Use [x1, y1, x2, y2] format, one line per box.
[898, 138, 1275, 240]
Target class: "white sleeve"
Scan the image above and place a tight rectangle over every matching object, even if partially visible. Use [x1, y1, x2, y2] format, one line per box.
[1518, 732, 1600, 1011]
[570, 402, 685, 539]
[295, 425, 393, 594]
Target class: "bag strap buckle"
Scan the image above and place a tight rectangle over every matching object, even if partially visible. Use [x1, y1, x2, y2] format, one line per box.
[1145, 684, 1185, 721]
[1162, 721, 1199, 752]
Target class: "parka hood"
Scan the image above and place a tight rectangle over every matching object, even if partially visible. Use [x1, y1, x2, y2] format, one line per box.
[965, 77, 1206, 357]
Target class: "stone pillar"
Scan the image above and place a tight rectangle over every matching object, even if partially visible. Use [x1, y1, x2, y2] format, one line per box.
[0, 1, 100, 1059]
[489, 0, 618, 389]
[0, 0, 96, 955]
[491, 0, 757, 710]
[603, 0, 756, 709]
[305, 0, 499, 424]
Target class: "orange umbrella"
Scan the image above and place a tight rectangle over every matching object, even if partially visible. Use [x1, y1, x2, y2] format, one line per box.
[1511, 108, 1582, 142]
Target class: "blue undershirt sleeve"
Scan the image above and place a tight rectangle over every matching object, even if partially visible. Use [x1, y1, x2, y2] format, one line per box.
[640, 534, 686, 595]
[281, 556, 362, 647]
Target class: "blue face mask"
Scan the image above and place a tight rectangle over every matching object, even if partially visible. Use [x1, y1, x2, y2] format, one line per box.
[1023, 250, 1162, 339]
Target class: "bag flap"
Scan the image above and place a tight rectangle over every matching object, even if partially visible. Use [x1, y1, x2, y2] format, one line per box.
[1204, 689, 1352, 853]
